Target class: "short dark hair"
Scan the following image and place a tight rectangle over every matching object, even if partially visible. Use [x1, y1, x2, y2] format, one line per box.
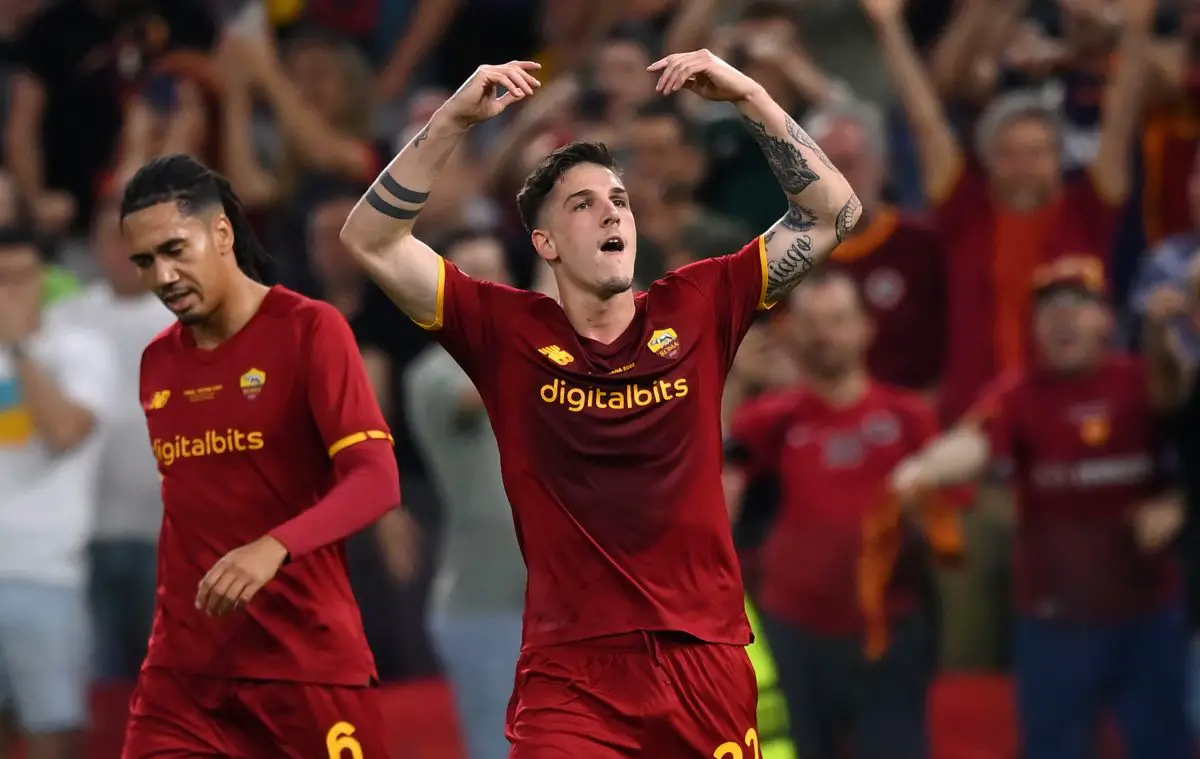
[120, 154, 273, 283]
[516, 141, 620, 233]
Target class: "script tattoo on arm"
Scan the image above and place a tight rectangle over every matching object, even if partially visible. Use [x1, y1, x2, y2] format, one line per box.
[835, 195, 862, 243]
[765, 235, 816, 302]
[741, 114, 820, 195]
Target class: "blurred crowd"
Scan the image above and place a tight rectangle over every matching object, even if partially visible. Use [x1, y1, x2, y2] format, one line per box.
[0, 0, 1199, 758]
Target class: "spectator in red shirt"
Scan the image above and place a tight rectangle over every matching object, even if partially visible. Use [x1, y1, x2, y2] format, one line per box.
[866, 0, 1150, 423]
[893, 257, 1191, 759]
[725, 271, 945, 759]
[802, 99, 948, 393]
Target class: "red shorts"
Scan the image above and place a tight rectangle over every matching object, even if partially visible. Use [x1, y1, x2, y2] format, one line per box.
[507, 632, 758, 759]
[122, 667, 388, 759]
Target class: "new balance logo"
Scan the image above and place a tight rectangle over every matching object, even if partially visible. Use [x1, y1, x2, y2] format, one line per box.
[538, 345, 575, 366]
[147, 390, 171, 410]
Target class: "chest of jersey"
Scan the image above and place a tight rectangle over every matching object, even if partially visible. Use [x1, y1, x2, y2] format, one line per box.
[141, 355, 304, 476]
[1013, 389, 1156, 497]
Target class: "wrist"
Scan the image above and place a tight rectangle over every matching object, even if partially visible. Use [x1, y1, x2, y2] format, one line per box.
[428, 109, 473, 138]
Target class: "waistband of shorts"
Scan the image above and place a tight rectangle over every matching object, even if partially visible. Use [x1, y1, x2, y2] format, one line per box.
[539, 630, 706, 653]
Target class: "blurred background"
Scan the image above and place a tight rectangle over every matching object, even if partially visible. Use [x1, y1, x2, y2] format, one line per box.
[0, 0, 1197, 758]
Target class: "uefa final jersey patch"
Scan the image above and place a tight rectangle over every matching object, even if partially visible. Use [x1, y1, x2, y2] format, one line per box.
[647, 328, 680, 359]
[240, 368, 267, 400]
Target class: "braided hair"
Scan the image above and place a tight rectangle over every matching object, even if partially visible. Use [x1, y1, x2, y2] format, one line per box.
[120, 154, 273, 283]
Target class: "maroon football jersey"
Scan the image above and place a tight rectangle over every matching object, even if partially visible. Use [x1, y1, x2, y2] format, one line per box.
[139, 287, 389, 683]
[829, 208, 947, 390]
[421, 238, 773, 647]
[731, 384, 939, 633]
[970, 355, 1179, 621]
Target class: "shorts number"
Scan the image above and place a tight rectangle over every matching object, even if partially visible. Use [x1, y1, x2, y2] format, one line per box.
[326, 721, 364, 759]
[714, 727, 760, 759]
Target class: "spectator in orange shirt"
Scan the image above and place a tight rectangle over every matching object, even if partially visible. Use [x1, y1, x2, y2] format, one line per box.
[867, 0, 1151, 423]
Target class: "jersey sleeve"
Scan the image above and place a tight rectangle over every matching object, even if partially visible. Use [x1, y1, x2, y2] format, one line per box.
[412, 256, 516, 384]
[670, 237, 773, 371]
[963, 372, 1022, 460]
[305, 303, 393, 458]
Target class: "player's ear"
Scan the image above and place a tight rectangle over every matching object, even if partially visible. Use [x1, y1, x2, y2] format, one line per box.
[531, 229, 559, 263]
[211, 213, 235, 256]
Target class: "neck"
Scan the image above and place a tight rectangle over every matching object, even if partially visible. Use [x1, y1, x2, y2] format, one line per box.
[190, 279, 271, 350]
[557, 285, 638, 344]
[805, 368, 870, 407]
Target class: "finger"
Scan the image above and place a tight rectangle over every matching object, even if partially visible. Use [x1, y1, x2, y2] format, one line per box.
[647, 57, 671, 72]
[502, 65, 538, 95]
[511, 60, 542, 71]
[510, 66, 542, 91]
[237, 579, 266, 608]
[665, 60, 702, 94]
[205, 567, 245, 616]
[195, 562, 227, 610]
[214, 576, 252, 617]
[488, 70, 529, 100]
[493, 91, 522, 111]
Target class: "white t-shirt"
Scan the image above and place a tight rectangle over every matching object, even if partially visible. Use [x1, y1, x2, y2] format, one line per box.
[0, 314, 118, 587]
[48, 285, 174, 541]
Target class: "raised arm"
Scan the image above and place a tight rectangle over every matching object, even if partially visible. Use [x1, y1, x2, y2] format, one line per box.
[1089, 0, 1155, 204]
[649, 50, 860, 304]
[340, 62, 542, 326]
[865, 0, 963, 203]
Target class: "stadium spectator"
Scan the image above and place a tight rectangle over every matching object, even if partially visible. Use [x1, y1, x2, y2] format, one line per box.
[726, 271, 949, 759]
[45, 196, 173, 684]
[1142, 274, 1200, 742]
[305, 191, 444, 684]
[405, 228, 525, 759]
[895, 256, 1191, 759]
[1128, 148, 1200, 355]
[0, 227, 118, 759]
[802, 98, 948, 392]
[4, 0, 216, 235]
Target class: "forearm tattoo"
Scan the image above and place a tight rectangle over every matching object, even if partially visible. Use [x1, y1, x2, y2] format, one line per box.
[741, 114, 820, 195]
[765, 235, 816, 301]
[412, 125, 430, 149]
[835, 195, 862, 243]
[787, 118, 837, 172]
[365, 173, 430, 221]
[782, 202, 818, 232]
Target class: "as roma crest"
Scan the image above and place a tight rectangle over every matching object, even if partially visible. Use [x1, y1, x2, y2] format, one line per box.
[647, 328, 680, 359]
[1078, 413, 1110, 447]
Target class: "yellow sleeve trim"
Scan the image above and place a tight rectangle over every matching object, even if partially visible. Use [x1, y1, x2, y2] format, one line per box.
[757, 235, 777, 311]
[411, 256, 446, 331]
[328, 430, 394, 458]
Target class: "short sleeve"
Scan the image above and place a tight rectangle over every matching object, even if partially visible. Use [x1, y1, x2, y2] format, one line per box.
[726, 393, 793, 479]
[417, 257, 527, 383]
[44, 328, 118, 422]
[964, 372, 1022, 460]
[670, 237, 771, 370]
[305, 303, 393, 458]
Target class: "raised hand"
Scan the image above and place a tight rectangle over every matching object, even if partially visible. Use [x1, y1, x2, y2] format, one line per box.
[646, 49, 762, 102]
[438, 61, 543, 129]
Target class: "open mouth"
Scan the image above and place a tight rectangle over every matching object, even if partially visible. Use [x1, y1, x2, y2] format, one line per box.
[600, 236, 626, 253]
[160, 289, 195, 311]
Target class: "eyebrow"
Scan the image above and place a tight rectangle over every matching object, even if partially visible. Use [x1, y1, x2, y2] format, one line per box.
[561, 187, 629, 207]
[129, 236, 186, 260]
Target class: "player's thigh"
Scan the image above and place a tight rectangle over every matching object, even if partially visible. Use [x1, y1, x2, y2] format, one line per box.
[507, 645, 656, 759]
[0, 580, 90, 734]
[658, 641, 759, 759]
[123, 668, 230, 759]
[232, 681, 390, 759]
